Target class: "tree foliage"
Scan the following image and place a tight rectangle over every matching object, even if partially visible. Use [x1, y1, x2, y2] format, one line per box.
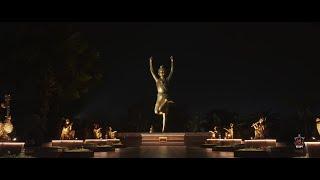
[0, 23, 103, 144]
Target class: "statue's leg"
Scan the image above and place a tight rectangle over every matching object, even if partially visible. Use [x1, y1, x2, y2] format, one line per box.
[158, 98, 167, 113]
[155, 95, 163, 114]
[167, 99, 174, 103]
[162, 113, 166, 133]
[154, 103, 160, 114]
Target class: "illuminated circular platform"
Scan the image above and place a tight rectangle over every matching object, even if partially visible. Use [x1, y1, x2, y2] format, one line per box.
[244, 139, 277, 148]
[51, 140, 83, 148]
[51, 139, 123, 149]
[0, 142, 25, 155]
[84, 139, 121, 145]
[305, 142, 320, 158]
[0, 142, 25, 147]
[206, 139, 243, 146]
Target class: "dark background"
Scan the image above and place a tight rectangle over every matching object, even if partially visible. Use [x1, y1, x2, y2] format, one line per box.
[1, 22, 320, 143]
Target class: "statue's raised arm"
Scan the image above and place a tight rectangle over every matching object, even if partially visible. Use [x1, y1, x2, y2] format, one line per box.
[149, 56, 158, 81]
[167, 56, 174, 81]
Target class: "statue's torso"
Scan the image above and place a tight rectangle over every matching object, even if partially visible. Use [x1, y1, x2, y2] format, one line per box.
[94, 128, 102, 138]
[156, 78, 168, 94]
[62, 125, 71, 134]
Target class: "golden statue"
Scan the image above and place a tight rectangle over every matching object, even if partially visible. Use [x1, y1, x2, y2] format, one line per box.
[93, 123, 102, 139]
[0, 115, 13, 141]
[0, 94, 13, 141]
[252, 117, 265, 139]
[107, 126, 117, 139]
[224, 123, 234, 139]
[60, 118, 75, 140]
[209, 126, 219, 139]
[316, 118, 320, 136]
[149, 56, 174, 132]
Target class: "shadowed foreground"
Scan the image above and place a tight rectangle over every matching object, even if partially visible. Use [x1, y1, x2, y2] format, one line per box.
[94, 146, 234, 158]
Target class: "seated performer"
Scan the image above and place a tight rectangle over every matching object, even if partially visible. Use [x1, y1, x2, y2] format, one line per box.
[0, 115, 13, 141]
[106, 126, 117, 139]
[252, 117, 265, 139]
[224, 123, 234, 139]
[60, 118, 75, 140]
[209, 126, 219, 139]
[93, 123, 102, 139]
[0, 94, 13, 141]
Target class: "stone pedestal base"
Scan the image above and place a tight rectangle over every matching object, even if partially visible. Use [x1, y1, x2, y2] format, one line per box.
[141, 133, 185, 146]
[84, 139, 121, 145]
[244, 139, 277, 148]
[206, 139, 242, 146]
[0, 142, 25, 155]
[305, 142, 320, 158]
[51, 140, 83, 148]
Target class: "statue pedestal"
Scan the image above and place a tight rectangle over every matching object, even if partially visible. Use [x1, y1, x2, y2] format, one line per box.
[0, 142, 25, 154]
[205, 139, 243, 151]
[244, 139, 277, 148]
[51, 140, 83, 148]
[84, 139, 121, 146]
[117, 132, 211, 147]
[305, 142, 320, 158]
[141, 133, 185, 146]
[206, 139, 242, 146]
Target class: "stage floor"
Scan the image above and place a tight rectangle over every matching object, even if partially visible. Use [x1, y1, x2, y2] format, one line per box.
[93, 146, 234, 158]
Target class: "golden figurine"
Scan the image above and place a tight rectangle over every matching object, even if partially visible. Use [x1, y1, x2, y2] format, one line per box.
[149, 125, 153, 133]
[224, 123, 234, 139]
[0, 115, 13, 141]
[316, 118, 320, 136]
[209, 126, 219, 139]
[149, 56, 174, 132]
[60, 118, 75, 140]
[252, 117, 265, 139]
[93, 123, 102, 139]
[107, 126, 117, 139]
[0, 94, 13, 141]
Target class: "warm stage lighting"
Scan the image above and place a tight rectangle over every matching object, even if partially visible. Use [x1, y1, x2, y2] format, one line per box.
[0, 142, 25, 147]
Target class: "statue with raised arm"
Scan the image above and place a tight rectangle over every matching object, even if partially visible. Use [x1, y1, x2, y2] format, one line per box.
[224, 123, 234, 139]
[149, 56, 174, 132]
[252, 117, 265, 139]
[209, 126, 219, 139]
[107, 126, 117, 139]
